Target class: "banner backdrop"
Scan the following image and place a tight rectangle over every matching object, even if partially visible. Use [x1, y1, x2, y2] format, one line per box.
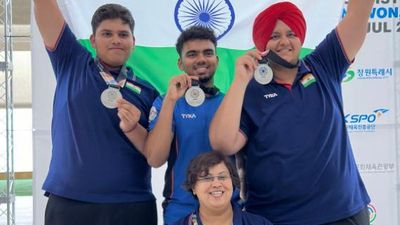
[32, 0, 399, 224]
[53, 0, 343, 93]
[341, 1, 400, 224]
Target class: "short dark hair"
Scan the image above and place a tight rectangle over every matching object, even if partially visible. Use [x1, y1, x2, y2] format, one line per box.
[91, 4, 135, 34]
[176, 26, 217, 57]
[183, 151, 240, 193]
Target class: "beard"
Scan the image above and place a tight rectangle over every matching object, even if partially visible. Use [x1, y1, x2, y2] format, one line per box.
[198, 73, 214, 84]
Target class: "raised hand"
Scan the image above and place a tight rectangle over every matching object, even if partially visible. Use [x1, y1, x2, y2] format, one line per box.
[235, 50, 264, 84]
[165, 74, 194, 101]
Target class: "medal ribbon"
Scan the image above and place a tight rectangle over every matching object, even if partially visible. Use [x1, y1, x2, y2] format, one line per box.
[95, 58, 128, 88]
[199, 85, 219, 96]
[191, 79, 220, 96]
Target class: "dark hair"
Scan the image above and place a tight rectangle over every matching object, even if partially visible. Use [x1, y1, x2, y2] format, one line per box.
[91, 4, 135, 34]
[183, 151, 240, 193]
[175, 26, 217, 57]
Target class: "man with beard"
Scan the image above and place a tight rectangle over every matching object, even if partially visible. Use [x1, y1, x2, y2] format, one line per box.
[144, 25, 223, 225]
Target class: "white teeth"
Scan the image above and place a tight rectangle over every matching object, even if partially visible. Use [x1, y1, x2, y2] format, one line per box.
[195, 68, 208, 75]
[210, 191, 223, 196]
[196, 67, 208, 71]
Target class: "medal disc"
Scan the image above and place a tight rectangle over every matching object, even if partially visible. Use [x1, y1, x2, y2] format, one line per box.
[185, 86, 205, 107]
[101, 87, 122, 109]
[254, 63, 273, 85]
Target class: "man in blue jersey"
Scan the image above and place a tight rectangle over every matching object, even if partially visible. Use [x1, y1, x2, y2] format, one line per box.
[34, 1, 158, 225]
[144, 26, 223, 224]
[210, 1, 373, 225]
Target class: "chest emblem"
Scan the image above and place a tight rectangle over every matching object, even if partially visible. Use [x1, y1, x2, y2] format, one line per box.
[181, 113, 197, 119]
[149, 106, 158, 123]
[300, 73, 316, 88]
[264, 93, 278, 99]
[125, 81, 142, 94]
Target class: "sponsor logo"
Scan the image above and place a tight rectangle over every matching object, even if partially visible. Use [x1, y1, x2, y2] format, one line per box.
[345, 108, 389, 132]
[174, 0, 235, 40]
[264, 93, 278, 99]
[343, 68, 393, 82]
[181, 113, 197, 119]
[357, 163, 395, 173]
[356, 68, 393, 80]
[342, 69, 355, 83]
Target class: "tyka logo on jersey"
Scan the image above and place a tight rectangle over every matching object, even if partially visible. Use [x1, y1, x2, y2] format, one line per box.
[181, 113, 197, 119]
[264, 93, 278, 99]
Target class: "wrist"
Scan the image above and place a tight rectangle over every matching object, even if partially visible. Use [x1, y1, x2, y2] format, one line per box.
[165, 92, 179, 102]
[124, 122, 138, 133]
[234, 75, 251, 88]
[164, 94, 179, 106]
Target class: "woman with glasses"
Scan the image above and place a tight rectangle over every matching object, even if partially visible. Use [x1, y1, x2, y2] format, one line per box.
[173, 151, 273, 225]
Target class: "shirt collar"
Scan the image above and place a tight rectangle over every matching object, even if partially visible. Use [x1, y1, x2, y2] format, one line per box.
[193, 202, 242, 225]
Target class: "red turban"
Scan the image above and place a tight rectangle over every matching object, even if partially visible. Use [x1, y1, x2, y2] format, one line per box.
[252, 1, 307, 51]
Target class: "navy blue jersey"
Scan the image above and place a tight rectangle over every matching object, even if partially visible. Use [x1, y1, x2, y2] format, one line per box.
[43, 24, 158, 203]
[240, 29, 370, 225]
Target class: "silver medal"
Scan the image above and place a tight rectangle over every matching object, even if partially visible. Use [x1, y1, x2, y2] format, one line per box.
[254, 63, 273, 85]
[101, 87, 122, 109]
[185, 86, 205, 107]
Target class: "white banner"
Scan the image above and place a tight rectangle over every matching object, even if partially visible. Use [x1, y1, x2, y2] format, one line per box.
[342, 1, 400, 224]
[57, 0, 343, 49]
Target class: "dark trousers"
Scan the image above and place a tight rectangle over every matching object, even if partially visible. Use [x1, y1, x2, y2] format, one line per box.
[323, 206, 370, 225]
[45, 194, 157, 225]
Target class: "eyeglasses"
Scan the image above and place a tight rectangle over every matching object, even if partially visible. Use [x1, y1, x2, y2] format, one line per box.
[197, 174, 231, 183]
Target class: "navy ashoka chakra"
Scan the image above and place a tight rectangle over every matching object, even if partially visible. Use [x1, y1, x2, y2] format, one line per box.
[174, 0, 235, 40]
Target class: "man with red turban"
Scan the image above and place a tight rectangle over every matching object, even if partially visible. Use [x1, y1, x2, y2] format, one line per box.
[253, 1, 307, 51]
[210, 1, 373, 225]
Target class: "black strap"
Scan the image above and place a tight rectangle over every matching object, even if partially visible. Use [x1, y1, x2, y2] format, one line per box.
[200, 85, 220, 96]
[263, 50, 299, 69]
[191, 79, 219, 96]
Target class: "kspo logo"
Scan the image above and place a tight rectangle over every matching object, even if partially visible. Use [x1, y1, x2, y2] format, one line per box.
[345, 109, 389, 124]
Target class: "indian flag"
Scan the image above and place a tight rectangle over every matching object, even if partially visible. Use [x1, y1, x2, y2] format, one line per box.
[300, 73, 316, 87]
[58, 0, 344, 94]
[125, 81, 142, 94]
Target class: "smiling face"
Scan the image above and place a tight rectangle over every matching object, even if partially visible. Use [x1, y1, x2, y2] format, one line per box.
[90, 18, 135, 67]
[178, 39, 219, 86]
[266, 20, 302, 65]
[193, 162, 233, 212]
